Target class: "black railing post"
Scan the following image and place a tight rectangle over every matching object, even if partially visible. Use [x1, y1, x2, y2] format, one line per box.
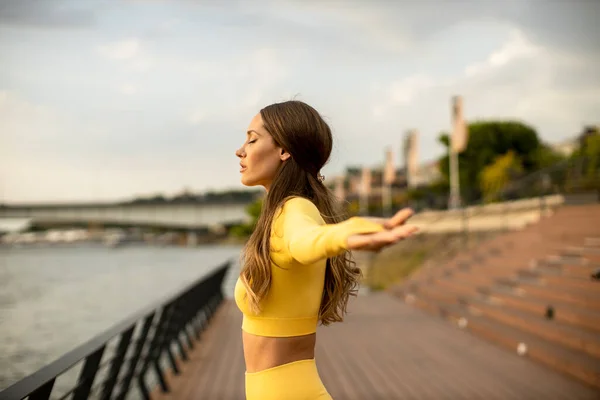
[28, 379, 55, 400]
[150, 301, 180, 390]
[100, 326, 135, 400]
[114, 313, 155, 400]
[192, 280, 212, 338]
[180, 290, 195, 352]
[182, 289, 197, 350]
[169, 295, 190, 363]
[72, 346, 105, 400]
[138, 305, 173, 399]
[177, 289, 193, 351]
[160, 300, 184, 374]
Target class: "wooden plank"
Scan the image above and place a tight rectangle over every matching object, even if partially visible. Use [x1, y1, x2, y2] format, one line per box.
[152, 294, 600, 399]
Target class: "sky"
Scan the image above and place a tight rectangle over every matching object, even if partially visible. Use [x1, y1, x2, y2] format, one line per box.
[1, 0, 599, 204]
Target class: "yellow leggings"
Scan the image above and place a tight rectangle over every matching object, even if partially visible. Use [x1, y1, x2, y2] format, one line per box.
[245, 358, 332, 400]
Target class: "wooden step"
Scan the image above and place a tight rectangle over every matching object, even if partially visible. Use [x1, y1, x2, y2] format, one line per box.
[464, 298, 600, 359]
[495, 279, 600, 312]
[512, 277, 600, 302]
[562, 247, 600, 262]
[584, 237, 600, 247]
[457, 308, 600, 390]
[402, 295, 600, 390]
[434, 276, 487, 296]
[417, 274, 600, 335]
[408, 285, 461, 305]
[534, 262, 599, 280]
[525, 271, 600, 293]
[484, 287, 600, 334]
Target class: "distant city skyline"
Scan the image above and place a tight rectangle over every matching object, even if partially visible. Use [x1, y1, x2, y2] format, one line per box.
[1, 0, 599, 203]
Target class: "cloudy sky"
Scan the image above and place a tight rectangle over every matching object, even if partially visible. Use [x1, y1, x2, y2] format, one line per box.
[1, 0, 599, 203]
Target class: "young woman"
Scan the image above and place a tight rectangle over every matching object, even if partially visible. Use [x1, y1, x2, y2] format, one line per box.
[234, 100, 418, 399]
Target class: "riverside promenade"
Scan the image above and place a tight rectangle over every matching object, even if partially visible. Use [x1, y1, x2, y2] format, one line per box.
[151, 292, 598, 399]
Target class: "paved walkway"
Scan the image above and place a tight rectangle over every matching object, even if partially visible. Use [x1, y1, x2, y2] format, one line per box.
[152, 293, 598, 399]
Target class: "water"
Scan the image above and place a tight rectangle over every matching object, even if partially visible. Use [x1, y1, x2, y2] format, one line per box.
[0, 243, 243, 392]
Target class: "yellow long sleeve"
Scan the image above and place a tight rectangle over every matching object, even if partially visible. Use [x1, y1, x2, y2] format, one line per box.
[279, 197, 384, 264]
[235, 196, 385, 337]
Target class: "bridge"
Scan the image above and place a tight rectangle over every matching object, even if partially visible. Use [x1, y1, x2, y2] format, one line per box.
[0, 200, 252, 231]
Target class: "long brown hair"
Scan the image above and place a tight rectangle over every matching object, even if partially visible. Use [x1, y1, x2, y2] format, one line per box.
[239, 100, 361, 325]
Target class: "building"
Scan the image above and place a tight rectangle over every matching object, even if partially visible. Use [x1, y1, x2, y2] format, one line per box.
[327, 158, 441, 208]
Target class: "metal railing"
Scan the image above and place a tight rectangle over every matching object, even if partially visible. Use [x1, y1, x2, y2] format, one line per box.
[0, 261, 232, 400]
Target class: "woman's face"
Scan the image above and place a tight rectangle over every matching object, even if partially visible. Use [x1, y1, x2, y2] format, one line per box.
[235, 113, 290, 190]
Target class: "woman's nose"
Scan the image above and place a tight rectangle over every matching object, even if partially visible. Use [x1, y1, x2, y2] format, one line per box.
[235, 146, 244, 158]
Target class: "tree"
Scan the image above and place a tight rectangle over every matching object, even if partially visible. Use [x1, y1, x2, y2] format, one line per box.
[531, 145, 566, 170]
[438, 120, 542, 202]
[480, 151, 524, 202]
[571, 132, 600, 189]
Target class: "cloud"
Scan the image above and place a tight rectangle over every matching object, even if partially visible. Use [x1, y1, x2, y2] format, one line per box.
[97, 38, 141, 60]
[0, 0, 97, 28]
[187, 109, 205, 125]
[373, 27, 543, 118]
[119, 84, 137, 95]
[0, 90, 222, 202]
[464, 29, 541, 77]
[96, 37, 153, 72]
[183, 47, 291, 125]
[367, 26, 600, 164]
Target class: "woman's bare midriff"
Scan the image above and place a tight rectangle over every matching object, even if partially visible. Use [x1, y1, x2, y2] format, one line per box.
[242, 330, 316, 373]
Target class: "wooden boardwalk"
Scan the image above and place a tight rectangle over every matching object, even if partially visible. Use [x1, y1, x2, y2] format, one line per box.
[153, 293, 599, 399]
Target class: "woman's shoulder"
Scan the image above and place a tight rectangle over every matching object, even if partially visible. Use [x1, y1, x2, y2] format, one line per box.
[282, 195, 314, 208]
[277, 196, 322, 221]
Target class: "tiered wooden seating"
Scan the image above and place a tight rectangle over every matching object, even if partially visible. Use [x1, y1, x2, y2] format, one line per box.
[391, 204, 600, 390]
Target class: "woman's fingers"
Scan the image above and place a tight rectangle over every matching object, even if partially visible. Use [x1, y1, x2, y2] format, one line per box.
[392, 224, 419, 240]
[383, 208, 414, 229]
[347, 224, 419, 251]
[362, 216, 389, 225]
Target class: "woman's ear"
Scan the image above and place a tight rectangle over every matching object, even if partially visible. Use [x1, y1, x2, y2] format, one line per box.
[280, 148, 291, 161]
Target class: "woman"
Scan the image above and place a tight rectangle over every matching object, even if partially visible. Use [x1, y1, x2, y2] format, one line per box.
[234, 100, 418, 399]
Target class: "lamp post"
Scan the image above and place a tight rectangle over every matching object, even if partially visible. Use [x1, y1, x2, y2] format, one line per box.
[448, 96, 467, 210]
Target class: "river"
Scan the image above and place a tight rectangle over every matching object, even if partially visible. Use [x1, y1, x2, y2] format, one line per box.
[0, 243, 243, 392]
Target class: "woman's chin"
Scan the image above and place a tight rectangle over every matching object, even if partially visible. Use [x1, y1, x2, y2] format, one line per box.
[240, 175, 257, 187]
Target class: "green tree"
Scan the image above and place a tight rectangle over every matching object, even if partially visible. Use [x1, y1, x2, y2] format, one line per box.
[532, 145, 566, 169]
[438, 120, 542, 202]
[572, 132, 600, 188]
[480, 151, 524, 202]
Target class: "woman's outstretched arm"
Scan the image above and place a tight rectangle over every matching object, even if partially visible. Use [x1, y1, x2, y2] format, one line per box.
[280, 197, 417, 264]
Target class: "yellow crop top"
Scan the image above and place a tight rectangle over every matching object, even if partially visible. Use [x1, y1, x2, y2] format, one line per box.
[234, 196, 384, 337]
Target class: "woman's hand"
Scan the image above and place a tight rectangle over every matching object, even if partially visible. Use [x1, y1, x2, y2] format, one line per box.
[346, 208, 418, 251]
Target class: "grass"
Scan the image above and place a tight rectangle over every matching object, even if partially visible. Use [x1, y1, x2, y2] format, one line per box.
[363, 231, 495, 291]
